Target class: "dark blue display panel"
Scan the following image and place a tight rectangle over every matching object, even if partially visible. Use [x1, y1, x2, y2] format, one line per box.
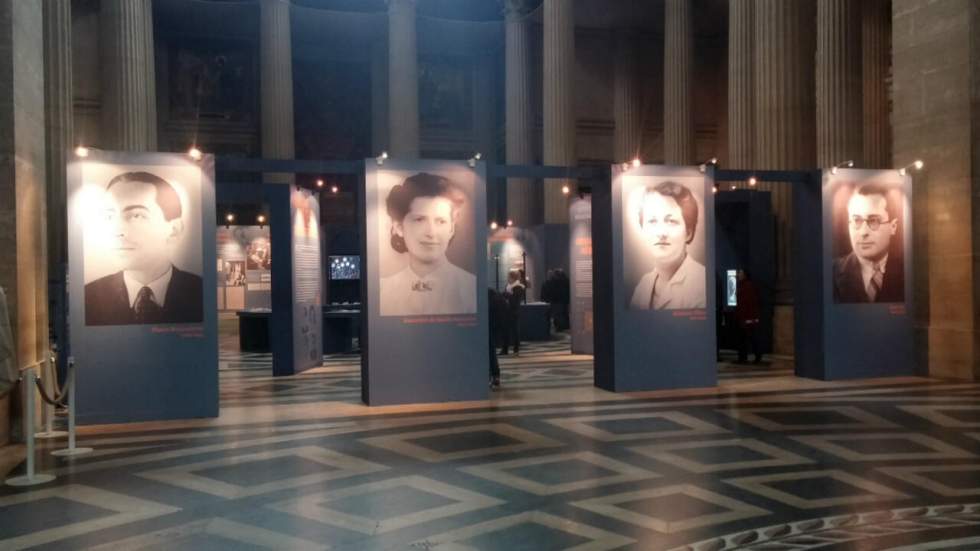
[569, 196, 594, 355]
[68, 151, 218, 423]
[594, 165, 716, 391]
[362, 160, 489, 405]
[795, 169, 914, 380]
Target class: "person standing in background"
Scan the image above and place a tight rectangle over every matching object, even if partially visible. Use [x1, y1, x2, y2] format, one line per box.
[500, 269, 525, 355]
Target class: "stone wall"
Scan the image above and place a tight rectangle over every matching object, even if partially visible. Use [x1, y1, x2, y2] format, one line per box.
[892, 0, 978, 380]
[0, 0, 48, 442]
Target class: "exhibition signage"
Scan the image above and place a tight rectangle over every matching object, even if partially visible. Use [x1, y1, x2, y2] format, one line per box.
[362, 159, 489, 405]
[794, 168, 914, 379]
[216, 225, 271, 311]
[67, 151, 218, 423]
[594, 165, 717, 391]
[569, 196, 594, 355]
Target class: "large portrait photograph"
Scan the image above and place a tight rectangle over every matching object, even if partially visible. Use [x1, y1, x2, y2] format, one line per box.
[80, 163, 204, 326]
[375, 168, 478, 317]
[829, 174, 907, 304]
[622, 174, 707, 310]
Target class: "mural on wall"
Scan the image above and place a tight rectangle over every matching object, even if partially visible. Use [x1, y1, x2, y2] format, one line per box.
[168, 39, 255, 122]
[293, 57, 371, 160]
[419, 55, 473, 131]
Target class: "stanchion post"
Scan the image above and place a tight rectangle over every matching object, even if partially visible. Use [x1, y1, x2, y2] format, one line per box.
[53, 357, 92, 457]
[5, 372, 56, 486]
[35, 354, 67, 439]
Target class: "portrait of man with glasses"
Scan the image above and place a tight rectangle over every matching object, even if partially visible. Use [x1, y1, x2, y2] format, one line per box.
[832, 182, 905, 304]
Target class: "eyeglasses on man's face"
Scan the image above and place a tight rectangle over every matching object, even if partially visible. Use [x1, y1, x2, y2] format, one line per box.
[849, 215, 890, 231]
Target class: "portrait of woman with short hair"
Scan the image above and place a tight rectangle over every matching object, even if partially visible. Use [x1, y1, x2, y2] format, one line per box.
[626, 179, 707, 310]
[379, 172, 477, 316]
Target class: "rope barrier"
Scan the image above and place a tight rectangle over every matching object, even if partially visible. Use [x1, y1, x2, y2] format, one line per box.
[33, 366, 73, 407]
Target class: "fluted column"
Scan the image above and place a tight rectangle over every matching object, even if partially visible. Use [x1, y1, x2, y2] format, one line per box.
[100, 0, 156, 151]
[371, 38, 389, 155]
[862, 0, 890, 168]
[614, 31, 641, 163]
[728, 0, 754, 169]
[505, 0, 535, 226]
[816, 0, 862, 167]
[754, 0, 816, 352]
[387, 0, 420, 158]
[44, 0, 73, 276]
[543, 0, 575, 224]
[664, 0, 695, 165]
[260, 0, 295, 183]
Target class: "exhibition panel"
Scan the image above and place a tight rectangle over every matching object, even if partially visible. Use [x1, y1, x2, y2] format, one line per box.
[794, 169, 914, 380]
[594, 165, 717, 391]
[67, 151, 218, 423]
[569, 196, 594, 355]
[216, 225, 271, 311]
[362, 159, 489, 405]
[267, 185, 324, 376]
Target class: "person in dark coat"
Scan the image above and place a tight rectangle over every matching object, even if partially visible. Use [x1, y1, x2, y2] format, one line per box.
[488, 288, 505, 388]
[500, 269, 525, 355]
[734, 270, 761, 364]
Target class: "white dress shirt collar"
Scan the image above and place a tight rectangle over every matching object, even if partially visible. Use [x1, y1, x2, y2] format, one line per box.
[124, 266, 173, 308]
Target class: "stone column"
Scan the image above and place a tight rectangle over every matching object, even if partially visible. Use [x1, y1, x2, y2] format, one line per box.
[387, 0, 420, 159]
[754, 0, 816, 353]
[44, 0, 73, 277]
[260, 0, 295, 183]
[728, 0, 753, 169]
[371, 38, 389, 155]
[100, 0, 155, 151]
[614, 31, 641, 163]
[505, 0, 535, 226]
[862, 0, 891, 168]
[892, 0, 977, 380]
[816, 0, 862, 167]
[1, 0, 49, 440]
[543, 0, 574, 224]
[664, 0, 695, 165]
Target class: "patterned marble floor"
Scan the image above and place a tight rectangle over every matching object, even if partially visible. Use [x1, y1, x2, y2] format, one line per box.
[3, 339, 980, 550]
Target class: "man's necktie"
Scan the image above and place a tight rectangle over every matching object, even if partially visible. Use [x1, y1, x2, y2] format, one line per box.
[648, 274, 660, 309]
[412, 280, 433, 292]
[134, 286, 162, 322]
[867, 264, 883, 302]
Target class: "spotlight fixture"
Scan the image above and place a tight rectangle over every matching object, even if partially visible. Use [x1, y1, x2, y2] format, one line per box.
[621, 162, 630, 171]
[699, 157, 719, 173]
[561, 184, 570, 195]
[712, 186, 718, 194]
[74, 146, 90, 158]
[632, 158, 641, 168]
[188, 146, 203, 161]
[506, 219, 513, 227]
[225, 213, 235, 224]
[468, 152, 482, 168]
[257, 214, 266, 227]
[830, 159, 855, 175]
[748, 177, 758, 187]
[490, 221, 498, 230]
[898, 159, 925, 176]
[316, 179, 324, 188]
[376, 151, 388, 165]
[330, 185, 338, 194]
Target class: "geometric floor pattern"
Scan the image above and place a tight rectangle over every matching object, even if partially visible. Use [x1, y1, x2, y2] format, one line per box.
[3, 338, 980, 549]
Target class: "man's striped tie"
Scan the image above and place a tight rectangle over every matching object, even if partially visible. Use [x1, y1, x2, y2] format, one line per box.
[867, 264, 883, 302]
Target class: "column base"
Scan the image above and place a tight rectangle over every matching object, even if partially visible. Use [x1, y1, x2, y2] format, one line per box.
[773, 304, 795, 356]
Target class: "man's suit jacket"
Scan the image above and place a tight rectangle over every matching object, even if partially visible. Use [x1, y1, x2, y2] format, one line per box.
[85, 266, 203, 325]
[832, 251, 904, 303]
